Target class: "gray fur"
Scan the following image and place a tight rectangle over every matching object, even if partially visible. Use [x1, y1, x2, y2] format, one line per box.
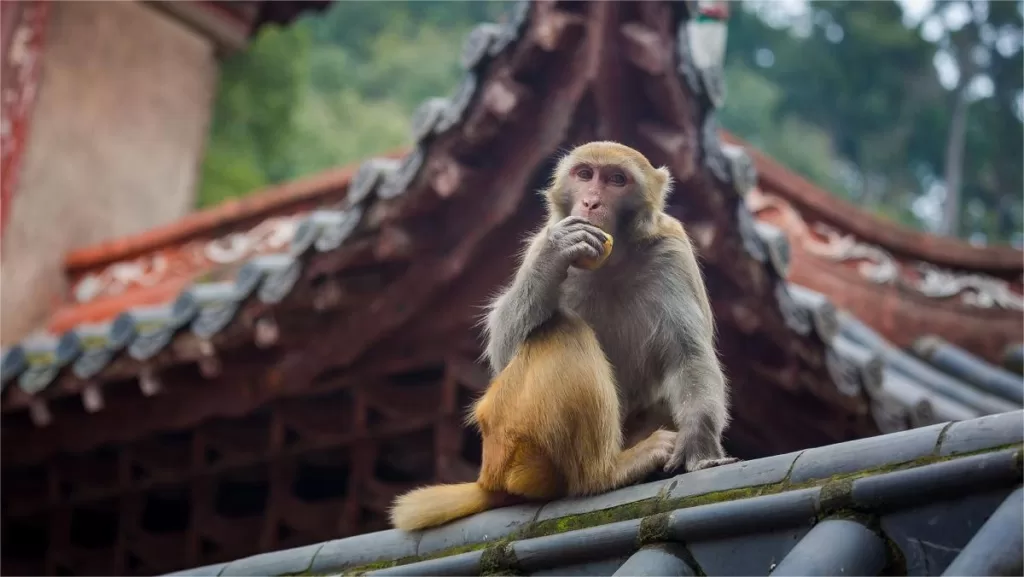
[483, 212, 735, 474]
[484, 216, 607, 372]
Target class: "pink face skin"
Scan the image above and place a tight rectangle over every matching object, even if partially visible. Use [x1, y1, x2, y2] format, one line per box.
[567, 163, 633, 233]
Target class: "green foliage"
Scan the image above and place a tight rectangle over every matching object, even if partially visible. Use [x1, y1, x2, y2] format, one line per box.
[195, 1, 516, 209]
[721, 0, 1022, 244]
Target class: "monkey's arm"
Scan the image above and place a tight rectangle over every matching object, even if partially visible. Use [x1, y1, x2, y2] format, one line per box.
[484, 232, 565, 374]
[484, 217, 607, 374]
[652, 230, 736, 472]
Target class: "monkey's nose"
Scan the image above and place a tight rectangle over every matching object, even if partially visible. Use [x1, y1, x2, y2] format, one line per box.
[583, 198, 601, 210]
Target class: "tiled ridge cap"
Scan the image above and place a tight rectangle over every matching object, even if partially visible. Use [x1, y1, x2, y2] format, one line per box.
[63, 149, 405, 274]
[162, 410, 1023, 576]
[719, 131, 1023, 274]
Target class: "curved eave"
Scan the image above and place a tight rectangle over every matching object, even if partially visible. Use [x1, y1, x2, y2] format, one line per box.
[748, 183, 1023, 363]
[722, 131, 1024, 275]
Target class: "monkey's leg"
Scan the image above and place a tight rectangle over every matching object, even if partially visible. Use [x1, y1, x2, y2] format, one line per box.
[502, 443, 566, 500]
[570, 428, 676, 495]
[607, 429, 678, 489]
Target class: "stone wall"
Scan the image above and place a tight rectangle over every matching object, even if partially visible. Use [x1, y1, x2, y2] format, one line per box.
[1, 0, 217, 344]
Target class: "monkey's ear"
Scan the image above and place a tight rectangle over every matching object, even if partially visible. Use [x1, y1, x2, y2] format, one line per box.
[655, 166, 674, 203]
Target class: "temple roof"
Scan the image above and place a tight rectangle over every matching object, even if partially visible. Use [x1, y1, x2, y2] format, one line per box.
[163, 410, 1024, 577]
[1, 0, 1021, 465]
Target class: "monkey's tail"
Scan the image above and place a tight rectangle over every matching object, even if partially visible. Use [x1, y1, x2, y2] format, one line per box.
[390, 482, 503, 531]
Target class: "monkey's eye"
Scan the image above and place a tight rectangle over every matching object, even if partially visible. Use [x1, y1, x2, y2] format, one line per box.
[609, 173, 627, 186]
[575, 167, 594, 180]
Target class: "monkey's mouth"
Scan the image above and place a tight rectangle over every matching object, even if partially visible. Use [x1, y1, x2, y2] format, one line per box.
[579, 210, 612, 232]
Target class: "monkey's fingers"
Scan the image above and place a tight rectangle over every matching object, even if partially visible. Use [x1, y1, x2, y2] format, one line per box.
[572, 232, 613, 271]
[566, 242, 602, 267]
[556, 222, 608, 240]
[562, 230, 608, 254]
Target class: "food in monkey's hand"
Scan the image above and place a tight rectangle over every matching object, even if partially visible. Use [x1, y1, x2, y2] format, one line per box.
[573, 230, 614, 270]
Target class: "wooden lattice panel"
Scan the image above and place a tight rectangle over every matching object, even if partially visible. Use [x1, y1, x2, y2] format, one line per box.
[1, 354, 488, 576]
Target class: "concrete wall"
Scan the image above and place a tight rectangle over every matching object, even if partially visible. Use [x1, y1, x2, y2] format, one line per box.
[1, 1, 217, 344]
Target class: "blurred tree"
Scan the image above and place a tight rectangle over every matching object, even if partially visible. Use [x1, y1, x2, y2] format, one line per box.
[722, 0, 1022, 244]
[197, 22, 311, 207]
[919, 0, 1023, 240]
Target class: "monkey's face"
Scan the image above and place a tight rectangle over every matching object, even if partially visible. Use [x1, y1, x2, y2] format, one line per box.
[564, 162, 643, 235]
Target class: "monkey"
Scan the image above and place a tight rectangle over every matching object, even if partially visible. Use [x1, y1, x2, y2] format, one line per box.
[388, 141, 736, 532]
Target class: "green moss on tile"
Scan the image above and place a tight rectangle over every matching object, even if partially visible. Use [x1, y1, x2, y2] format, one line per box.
[880, 530, 908, 576]
[338, 558, 397, 576]
[479, 543, 520, 576]
[663, 483, 773, 511]
[816, 478, 853, 516]
[522, 497, 662, 538]
[636, 513, 671, 546]
[338, 542, 492, 576]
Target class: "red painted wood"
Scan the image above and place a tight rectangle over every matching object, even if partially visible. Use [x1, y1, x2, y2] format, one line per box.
[0, 0, 50, 244]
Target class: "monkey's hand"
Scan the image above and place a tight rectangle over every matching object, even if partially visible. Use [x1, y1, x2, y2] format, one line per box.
[542, 216, 610, 273]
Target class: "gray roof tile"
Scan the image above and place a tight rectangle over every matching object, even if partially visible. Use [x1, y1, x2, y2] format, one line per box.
[881, 488, 1013, 575]
[787, 422, 946, 484]
[940, 485, 1023, 576]
[367, 549, 483, 576]
[219, 542, 322, 576]
[512, 518, 642, 573]
[689, 525, 812, 576]
[162, 562, 228, 577]
[308, 529, 419, 574]
[532, 556, 629, 576]
[769, 518, 887, 576]
[915, 335, 1023, 404]
[0, 345, 26, 387]
[665, 450, 802, 501]
[535, 477, 669, 523]
[666, 488, 820, 541]
[938, 408, 1024, 456]
[839, 312, 1019, 416]
[417, 502, 541, 557]
[612, 543, 697, 577]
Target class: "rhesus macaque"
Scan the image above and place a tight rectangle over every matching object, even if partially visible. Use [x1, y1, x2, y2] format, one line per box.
[389, 142, 735, 532]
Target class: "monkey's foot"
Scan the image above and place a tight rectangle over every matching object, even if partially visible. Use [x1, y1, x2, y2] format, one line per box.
[690, 457, 741, 471]
[648, 429, 679, 465]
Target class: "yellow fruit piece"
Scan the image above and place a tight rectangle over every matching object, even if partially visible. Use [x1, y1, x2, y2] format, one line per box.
[573, 232, 614, 270]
